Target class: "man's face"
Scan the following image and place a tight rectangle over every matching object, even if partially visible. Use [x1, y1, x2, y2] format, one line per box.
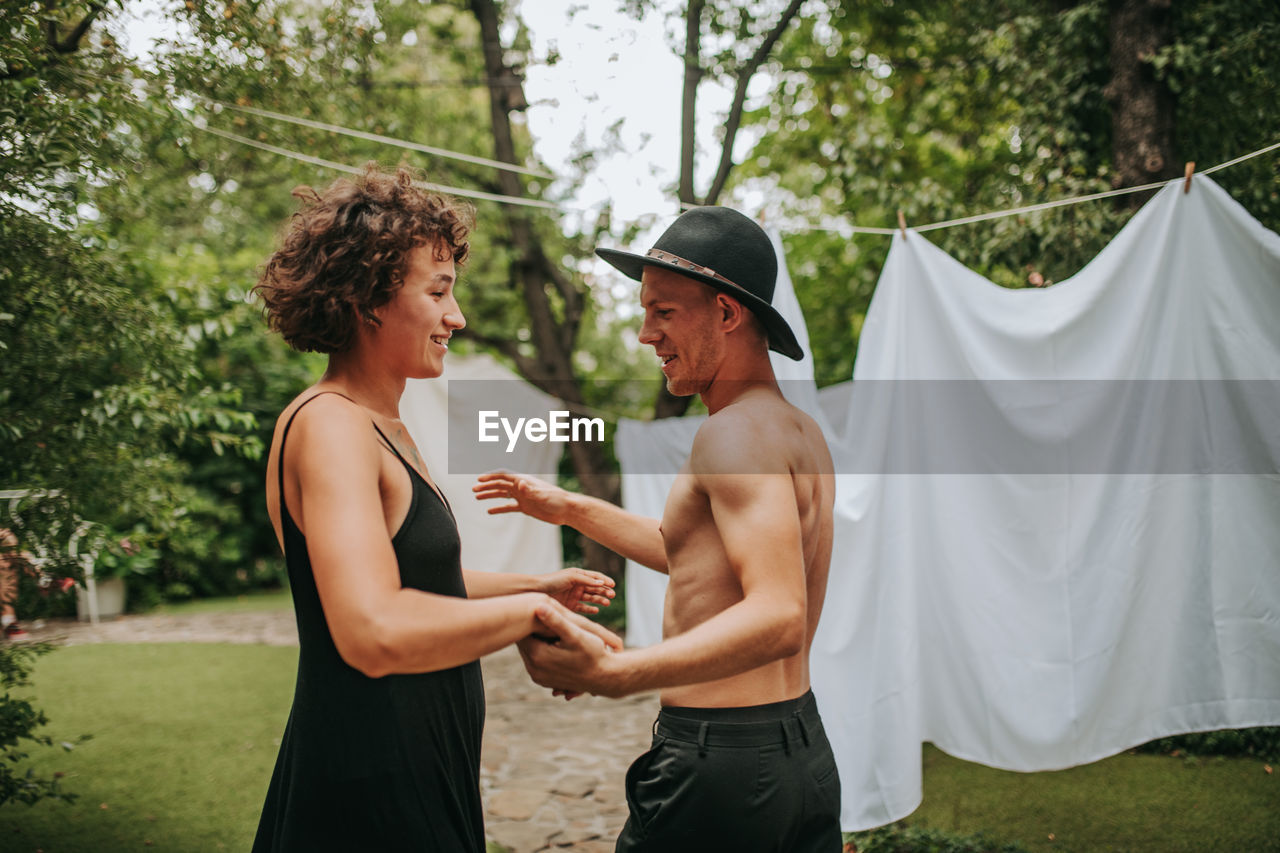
[638, 266, 725, 397]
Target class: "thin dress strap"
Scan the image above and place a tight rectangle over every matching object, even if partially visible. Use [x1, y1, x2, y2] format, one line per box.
[370, 421, 453, 515]
[276, 391, 358, 514]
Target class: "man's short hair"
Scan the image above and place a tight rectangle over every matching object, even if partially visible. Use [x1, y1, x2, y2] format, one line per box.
[255, 164, 474, 354]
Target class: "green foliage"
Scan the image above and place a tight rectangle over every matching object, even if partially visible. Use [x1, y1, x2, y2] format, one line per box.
[1137, 726, 1280, 763]
[1, 0, 271, 601]
[737, 0, 1126, 381]
[0, 1, 139, 221]
[1153, 0, 1280, 231]
[0, 643, 87, 808]
[845, 823, 1030, 853]
[735, 0, 1280, 385]
[0, 208, 257, 588]
[11, 564, 79, 623]
[90, 526, 158, 579]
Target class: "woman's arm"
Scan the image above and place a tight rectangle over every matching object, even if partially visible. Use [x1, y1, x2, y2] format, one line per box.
[463, 567, 615, 614]
[286, 397, 589, 678]
[461, 569, 541, 598]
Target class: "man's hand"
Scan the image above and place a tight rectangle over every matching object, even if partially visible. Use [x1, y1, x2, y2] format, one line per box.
[538, 567, 615, 615]
[473, 470, 572, 525]
[519, 600, 627, 699]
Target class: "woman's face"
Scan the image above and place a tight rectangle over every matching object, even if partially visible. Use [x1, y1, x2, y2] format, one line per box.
[374, 242, 466, 379]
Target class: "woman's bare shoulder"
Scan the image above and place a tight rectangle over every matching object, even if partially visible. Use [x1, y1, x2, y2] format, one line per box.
[274, 388, 374, 459]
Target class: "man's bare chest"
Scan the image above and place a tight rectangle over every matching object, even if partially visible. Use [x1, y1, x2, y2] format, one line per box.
[660, 475, 732, 575]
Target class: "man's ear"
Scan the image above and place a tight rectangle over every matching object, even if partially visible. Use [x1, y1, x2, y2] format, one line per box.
[716, 293, 747, 333]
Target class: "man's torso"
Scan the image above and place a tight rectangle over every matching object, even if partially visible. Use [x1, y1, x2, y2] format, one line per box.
[658, 391, 834, 708]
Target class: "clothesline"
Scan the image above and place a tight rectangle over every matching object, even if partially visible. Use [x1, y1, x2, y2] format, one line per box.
[192, 124, 563, 210]
[177, 116, 1280, 429]
[82, 66, 1280, 235]
[193, 96, 555, 180]
[190, 86, 1279, 236]
[193, 99, 1277, 235]
[76, 67, 564, 212]
[795, 140, 1280, 236]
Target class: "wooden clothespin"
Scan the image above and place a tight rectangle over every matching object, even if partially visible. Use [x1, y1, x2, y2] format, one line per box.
[1183, 162, 1195, 194]
[897, 209, 907, 239]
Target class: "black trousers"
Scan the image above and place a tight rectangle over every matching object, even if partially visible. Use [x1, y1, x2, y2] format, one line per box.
[615, 691, 842, 853]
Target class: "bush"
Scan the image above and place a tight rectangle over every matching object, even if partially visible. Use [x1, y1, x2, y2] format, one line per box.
[90, 528, 161, 583]
[0, 210, 261, 616]
[1136, 727, 1280, 763]
[10, 561, 78, 624]
[0, 643, 88, 808]
[844, 824, 1031, 853]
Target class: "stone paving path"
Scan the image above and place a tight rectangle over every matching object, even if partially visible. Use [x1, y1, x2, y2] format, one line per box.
[24, 611, 659, 853]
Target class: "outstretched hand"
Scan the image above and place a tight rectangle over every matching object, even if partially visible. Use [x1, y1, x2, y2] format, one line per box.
[473, 470, 571, 525]
[539, 567, 615, 615]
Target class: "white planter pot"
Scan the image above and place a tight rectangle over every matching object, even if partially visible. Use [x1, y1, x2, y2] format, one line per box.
[76, 576, 127, 621]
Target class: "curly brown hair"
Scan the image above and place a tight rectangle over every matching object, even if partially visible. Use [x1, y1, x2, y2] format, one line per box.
[255, 164, 475, 354]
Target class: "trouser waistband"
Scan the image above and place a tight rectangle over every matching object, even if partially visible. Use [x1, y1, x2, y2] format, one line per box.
[654, 690, 822, 749]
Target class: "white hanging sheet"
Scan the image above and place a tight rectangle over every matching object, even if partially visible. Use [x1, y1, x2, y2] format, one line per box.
[616, 177, 1280, 830]
[401, 353, 564, 578]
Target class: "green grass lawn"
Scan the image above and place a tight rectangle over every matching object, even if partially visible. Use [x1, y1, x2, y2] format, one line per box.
[146, 587, 294, 616]
[6, 642, 1278, 852]
[8, 643, 296, 851]
[902, 743, 1280, 852]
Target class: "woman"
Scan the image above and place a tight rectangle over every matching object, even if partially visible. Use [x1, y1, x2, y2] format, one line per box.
[250, 166, 616, 851]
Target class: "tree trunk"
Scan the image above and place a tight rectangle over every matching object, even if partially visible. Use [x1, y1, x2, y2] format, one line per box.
[679, 0, 706, 206]
[469, 0, 624, 580]
[655, 0, 801, 420]
[1106, 0, 1178, 203]
[704, 0, 804, 205]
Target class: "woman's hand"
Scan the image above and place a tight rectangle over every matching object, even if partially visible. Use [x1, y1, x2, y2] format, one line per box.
[473, 470, 573, 526]
[538, 567, 615, 615]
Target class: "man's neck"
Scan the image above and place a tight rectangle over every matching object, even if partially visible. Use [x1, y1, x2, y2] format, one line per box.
[700, 359, 781, 414]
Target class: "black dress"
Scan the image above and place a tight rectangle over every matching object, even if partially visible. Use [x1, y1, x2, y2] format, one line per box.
[253, 392, 486, 852]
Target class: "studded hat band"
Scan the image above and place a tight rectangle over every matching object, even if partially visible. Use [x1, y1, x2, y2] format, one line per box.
[645, 248, 742, 290]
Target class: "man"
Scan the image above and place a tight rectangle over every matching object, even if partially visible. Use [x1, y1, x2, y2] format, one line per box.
[473, 206, 841, 851]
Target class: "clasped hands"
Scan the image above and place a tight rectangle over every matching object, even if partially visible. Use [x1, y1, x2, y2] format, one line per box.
[526, 569, 624, 699]
[522, 597, 624, 701]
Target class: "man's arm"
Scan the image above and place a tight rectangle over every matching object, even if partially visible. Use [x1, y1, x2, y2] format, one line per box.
[473, 471, 668, 572]
[520, 426, 809, 697]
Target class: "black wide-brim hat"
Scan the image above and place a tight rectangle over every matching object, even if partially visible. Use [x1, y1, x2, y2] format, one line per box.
[596, 206, 804, 360]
